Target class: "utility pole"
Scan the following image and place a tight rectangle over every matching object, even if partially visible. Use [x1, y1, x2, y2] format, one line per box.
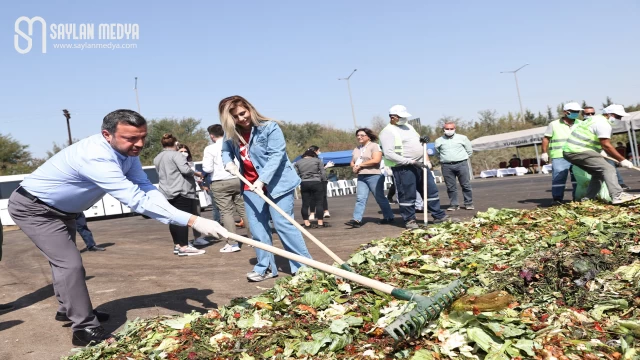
[338, 69, 357, 128]
[62, 109, 72, 145]
[134, 77, 141, 113]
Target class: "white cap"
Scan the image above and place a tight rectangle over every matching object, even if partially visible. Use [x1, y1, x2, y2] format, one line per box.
[389, 105, 411, 118]
[562, 102, 583, 111]
[603, 104, 629, 117]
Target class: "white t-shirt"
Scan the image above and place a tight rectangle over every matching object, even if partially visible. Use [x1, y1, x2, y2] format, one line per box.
[591, 120, 612, 139]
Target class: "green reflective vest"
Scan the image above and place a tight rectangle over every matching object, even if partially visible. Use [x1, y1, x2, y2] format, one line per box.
[547, 119, 581, 159]
[562, 115, 608, 154]
[379, 123, 419, 167]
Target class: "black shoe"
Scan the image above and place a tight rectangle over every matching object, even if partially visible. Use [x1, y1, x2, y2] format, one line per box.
[87, 246, 106, 252]
[318, 222, 331, 228]
[621, 184, 630, 191]
[72, 326, 114, 347]
[0, 303, 14, 313]
[377, 218, 395, 225]
[344, 219, 362, 228]
[56, 310, 110, 322]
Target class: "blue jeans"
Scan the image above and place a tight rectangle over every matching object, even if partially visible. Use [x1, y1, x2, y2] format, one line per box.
[243, 190, 312, 276]
[75, 213, 96, 248]
[606, 159, 625, 185]
[352, 174, 394, 221]
[551, 158, 576, 201]
[392, 165, 446, 222]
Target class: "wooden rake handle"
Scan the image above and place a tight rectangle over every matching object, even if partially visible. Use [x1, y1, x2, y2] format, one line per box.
[233, 172, 349, 268]
[227, 232, 393, 293]
[602, 155, 640, 172]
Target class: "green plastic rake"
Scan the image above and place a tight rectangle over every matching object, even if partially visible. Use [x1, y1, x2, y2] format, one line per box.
[227, 233, 466, 341]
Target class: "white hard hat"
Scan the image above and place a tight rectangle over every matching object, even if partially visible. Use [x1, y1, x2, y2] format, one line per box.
[562, 102, 583, 112]
[389, 105, 411, 118]
[603, 104, 629, 117]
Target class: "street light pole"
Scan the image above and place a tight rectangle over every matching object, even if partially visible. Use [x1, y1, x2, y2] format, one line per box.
[338, 69, 357, 128]
[501, 64, 529, 121]
[62, 109, 72, 145]
[134, 77, 141, 113]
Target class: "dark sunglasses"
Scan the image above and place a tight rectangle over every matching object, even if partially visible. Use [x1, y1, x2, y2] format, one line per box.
[584, 112, 595, 116]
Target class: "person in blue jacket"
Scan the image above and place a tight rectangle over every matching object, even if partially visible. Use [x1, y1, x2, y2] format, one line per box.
[219, 95, 312, 282]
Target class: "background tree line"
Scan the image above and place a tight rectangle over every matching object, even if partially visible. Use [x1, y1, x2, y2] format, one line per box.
[2, 98, 639, 177]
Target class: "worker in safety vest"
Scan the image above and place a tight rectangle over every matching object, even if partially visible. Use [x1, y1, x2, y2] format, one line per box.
[379, 105, 450, 229]
[562, 104, 640, 204]
[540, 102, 582, 203]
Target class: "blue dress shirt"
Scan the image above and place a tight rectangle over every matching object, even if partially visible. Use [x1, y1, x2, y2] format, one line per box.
[20, 134, 192, 226]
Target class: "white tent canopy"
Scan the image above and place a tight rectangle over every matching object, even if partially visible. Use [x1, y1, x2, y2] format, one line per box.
[471, 126, 546, 151]
[471, 119, 633, 152]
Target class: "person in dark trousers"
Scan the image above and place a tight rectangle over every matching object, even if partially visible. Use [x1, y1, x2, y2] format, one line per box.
[307, 145, 333, 219]
[294, 149, 329, 228]
[7, 110, 227, 346]
[434, 121, 474, 211]
[154, 134, 206, 256]
[379, 105, 450, 229]
[75, 213, 105, 252]
[0, 217, 14, 313]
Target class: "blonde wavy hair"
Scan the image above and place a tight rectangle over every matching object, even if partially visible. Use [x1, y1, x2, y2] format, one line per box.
[218, 95, 273, 145]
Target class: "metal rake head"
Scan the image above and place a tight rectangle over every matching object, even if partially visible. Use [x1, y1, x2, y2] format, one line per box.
[385, 280, 466, 341]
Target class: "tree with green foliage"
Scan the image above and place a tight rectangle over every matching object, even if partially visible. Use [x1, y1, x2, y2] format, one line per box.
[0, 133, 40, 175]
[602, 96, 614, 108]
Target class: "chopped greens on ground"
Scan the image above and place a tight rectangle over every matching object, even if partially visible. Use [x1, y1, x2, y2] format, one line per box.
[65, 201, 640, 359]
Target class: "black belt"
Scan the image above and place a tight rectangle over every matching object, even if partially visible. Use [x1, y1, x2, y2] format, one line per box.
[442, 160, 466, 165]
[16, 187, 77, 216]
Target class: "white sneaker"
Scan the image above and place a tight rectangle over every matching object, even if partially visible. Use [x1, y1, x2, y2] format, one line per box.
[612, 192, 640, 205]
[220, 244, 241, 253]
[323, 211, 330, 218]
[308, 213, 315, 221]
[192, 237, 210, 246]
[178, 246, 205, 256]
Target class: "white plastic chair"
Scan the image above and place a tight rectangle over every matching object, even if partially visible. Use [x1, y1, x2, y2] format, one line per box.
[347, 179, 357, 194]
[337, 180, 350, 195]
[327, 182, 339, 197]
[431, 170, 443, 183]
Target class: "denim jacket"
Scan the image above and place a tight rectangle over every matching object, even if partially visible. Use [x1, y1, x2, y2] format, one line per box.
[222, 121, 301, 199]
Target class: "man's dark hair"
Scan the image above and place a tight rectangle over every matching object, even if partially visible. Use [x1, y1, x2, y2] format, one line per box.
[207, 124, 224, 137]
[102, 109, 147, 134]
[583, 106, 595, 110]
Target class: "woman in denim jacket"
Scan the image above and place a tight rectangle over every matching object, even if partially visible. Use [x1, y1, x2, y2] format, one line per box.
[220, 95, 312, 282]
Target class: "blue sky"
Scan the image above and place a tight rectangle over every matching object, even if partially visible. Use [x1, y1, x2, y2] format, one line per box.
[2, 0, 639, 157]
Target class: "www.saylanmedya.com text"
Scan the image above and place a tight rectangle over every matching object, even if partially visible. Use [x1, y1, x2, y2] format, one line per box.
[52, 42, 138, 50]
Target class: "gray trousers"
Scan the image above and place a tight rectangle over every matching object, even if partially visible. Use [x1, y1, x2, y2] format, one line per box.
[211, 178, 251, 245]
[441, 160, 473, 206]
[564, 151, 623, 200]
[8, 190, 100, 331]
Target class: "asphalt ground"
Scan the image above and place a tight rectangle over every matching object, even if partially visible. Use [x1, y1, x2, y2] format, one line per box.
[1, 169, 638, 359]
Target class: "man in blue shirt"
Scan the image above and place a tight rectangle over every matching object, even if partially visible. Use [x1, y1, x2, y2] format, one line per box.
[8, 109, 228, 347]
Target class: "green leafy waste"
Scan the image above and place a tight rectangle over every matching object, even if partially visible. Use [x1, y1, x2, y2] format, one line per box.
[65, 200, 640, 359]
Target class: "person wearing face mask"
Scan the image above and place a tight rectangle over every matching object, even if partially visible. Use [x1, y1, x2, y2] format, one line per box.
[562, 104, 640, 204]
[434, 122, 474, 211]
[584, 107, 631, 191]
[379, 105, 450, 229]
[176, 144, 211, 247]
[541, 102, 583, 204]
[7, 110, 228, 346]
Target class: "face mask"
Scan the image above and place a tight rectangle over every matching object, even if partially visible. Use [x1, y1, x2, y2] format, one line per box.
[396, 117, 408, 125]
[181, 152, 188, 157]
[567, 112, 580, 120]
[444, 130, 455, 137]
